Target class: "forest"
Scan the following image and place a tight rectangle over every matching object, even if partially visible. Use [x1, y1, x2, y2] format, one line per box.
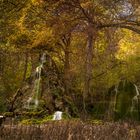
[0, 0, 140, 139]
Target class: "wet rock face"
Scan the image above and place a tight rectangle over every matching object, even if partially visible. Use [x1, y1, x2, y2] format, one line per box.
[108, 80, 140, 120]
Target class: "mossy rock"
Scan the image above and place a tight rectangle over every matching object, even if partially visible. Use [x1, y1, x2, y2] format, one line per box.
[20, 112, 71, 124]
[3, 112, 14, 117]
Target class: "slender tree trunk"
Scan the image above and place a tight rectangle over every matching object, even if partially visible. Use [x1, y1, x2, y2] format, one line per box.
[64, 44, 70, 95]
[22, 52, 29, 82]
[0, 49, 6, 77]
[0, 51, 4, 76]
[63, 34, 71, 96]
[83, 25, 97, 112]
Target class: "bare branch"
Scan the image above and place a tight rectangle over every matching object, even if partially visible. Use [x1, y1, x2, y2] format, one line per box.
[98, 23, 140, 34]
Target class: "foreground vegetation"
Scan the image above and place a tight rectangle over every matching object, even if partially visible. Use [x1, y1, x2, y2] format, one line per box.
[1, 120, 140, 140]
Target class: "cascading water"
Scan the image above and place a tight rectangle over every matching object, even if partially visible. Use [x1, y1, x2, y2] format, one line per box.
[108, 80, 140, 120]
[25, 53, 46, 109]
[53, 111, 63, 120]
[131, 84, 140, 112]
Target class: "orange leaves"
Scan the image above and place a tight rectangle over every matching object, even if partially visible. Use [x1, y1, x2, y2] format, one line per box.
[31, 0, 44, 6]
[80, 1, 94, 9]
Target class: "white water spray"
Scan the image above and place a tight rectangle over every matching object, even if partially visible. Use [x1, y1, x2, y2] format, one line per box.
[53, 111, 63, 120]
[41, 53, 46, 64]
[134, 84, 139, 96]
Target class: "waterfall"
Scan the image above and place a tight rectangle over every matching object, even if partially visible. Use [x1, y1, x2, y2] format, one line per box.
[40, 53, 46, 64]
[134, 84, 140, 96]
[25, 53, 46, 109]
[131, 84, 140, 112]
[53, 111, 63, 120]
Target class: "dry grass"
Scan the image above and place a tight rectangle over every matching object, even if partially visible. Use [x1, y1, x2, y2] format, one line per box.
[1, 120, 140, 140]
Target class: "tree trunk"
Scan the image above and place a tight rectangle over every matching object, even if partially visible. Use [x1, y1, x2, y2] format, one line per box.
[0, 51, 4, 76]
[62, 34, 71, 95]
[22, 52, 29, 82]
[83, 25, 97, 112]
[64, 45, 70, 95]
